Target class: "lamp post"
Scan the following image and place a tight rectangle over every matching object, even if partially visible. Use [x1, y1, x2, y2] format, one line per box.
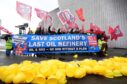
[15, 23, 28, 34]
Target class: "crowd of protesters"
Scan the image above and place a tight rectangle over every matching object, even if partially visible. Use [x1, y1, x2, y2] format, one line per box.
[26, 22, 110, 57]
[2, 21, 109, 57]
[0, 24, 109, 56]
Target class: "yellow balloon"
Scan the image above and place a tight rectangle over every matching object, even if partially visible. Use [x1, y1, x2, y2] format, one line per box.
[120, 67, 127, 76]
[4, 64, 18, 83]
[55, 70, 66, 84]
[73, 54, 78, 59]
[32, 74, 46, 84]
[113, 70, 122, 77]
[1, 64, 18, 82]
[4, 73, 16, 83]
[66, 62, 78, 77]
[1, 56, 127, 84]
[23, 71, 35, 83]
[47, 75, 58, 84]
[104, 70, 114, 78]
[83, 66, 93, 74]
[13, 72, 26, 83]
[22, 60, 32, 65]
[0, 66, 8, 79]
[74, 68, 86, 79]
[92, 65, 106, 75]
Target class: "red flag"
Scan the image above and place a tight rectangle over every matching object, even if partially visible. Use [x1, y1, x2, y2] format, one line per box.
[90, 23, 94, 30]
[57, 11, 68, 25]
[0, 25, 12, 34]
[110, 25, 123, 41]
[114, 25, 123, 37]
[60, 26, 67, 33]
[108, 26, 115, 40]
[57, 9, 75, 25]
[64, 9, 76, 23]
[35, 8, 52, 27]
[89, 23, 101, 34]
[68, 22, 78, 30]
[35, 8, 48, 20]
[85, 29, 90, 33]
[75, 8, 85, 22]
[108, 26, 114, 34]
[81, 24, 85, 33]
[16, 1, 32, 21]
[111, 33, 118, 41]
[90, 23, 101, 31]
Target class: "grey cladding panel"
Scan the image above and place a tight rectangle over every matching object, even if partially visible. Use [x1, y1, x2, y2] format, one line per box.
[58, 0, 127, 48]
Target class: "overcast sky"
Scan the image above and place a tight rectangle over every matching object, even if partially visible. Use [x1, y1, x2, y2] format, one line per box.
[0, 0, 58, 34]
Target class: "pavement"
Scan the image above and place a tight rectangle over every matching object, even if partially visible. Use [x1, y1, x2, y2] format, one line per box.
[0, 48, 127, 84]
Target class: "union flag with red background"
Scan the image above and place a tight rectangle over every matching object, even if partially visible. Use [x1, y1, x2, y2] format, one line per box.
[16, 1, 32, 21]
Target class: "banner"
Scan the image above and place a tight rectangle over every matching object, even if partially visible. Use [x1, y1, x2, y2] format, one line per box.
[12, 35, 28, 55]
[12, 34, 100, 54]
[16, 1, 32, 21]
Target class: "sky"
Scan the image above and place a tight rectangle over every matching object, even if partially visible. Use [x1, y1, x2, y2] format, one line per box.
[0, 0, 59, 34]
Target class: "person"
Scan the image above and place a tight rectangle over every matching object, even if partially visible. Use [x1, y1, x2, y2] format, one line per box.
[27, 28, 33, 34]
[102, 31, 110, 51]
[58, 26, 68, 34]
[15, 43, 27, 56]
[87, 29, 94, 35]
[97, 37, 108, 56]
[5, 36, 12, 57]
[48, 26, 56, 34]
[35, 26, 44, 35]
[68, 26, 80, 34]
[101, 31, 110, 42]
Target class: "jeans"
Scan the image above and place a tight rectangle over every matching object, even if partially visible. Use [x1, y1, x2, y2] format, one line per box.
[6, 49, 11, 56]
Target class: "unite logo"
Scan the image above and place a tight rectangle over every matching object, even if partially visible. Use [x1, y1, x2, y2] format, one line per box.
[87, 36, 97, 46]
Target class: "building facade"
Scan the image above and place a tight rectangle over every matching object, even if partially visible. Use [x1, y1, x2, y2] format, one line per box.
[41, 0, 127, 48]
[57, 0, 127, 48]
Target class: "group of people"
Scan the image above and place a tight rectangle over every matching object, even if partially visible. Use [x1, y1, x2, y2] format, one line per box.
[30, 23, 109, 57]
[4, 22, 109, 57]
[34, 25, 81, 35]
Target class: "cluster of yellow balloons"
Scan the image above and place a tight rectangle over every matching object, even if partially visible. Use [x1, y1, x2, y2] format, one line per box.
[0, 56, 127, 84]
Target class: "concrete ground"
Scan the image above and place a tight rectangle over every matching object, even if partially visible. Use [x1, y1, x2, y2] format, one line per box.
[0, 48, 127, 84]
